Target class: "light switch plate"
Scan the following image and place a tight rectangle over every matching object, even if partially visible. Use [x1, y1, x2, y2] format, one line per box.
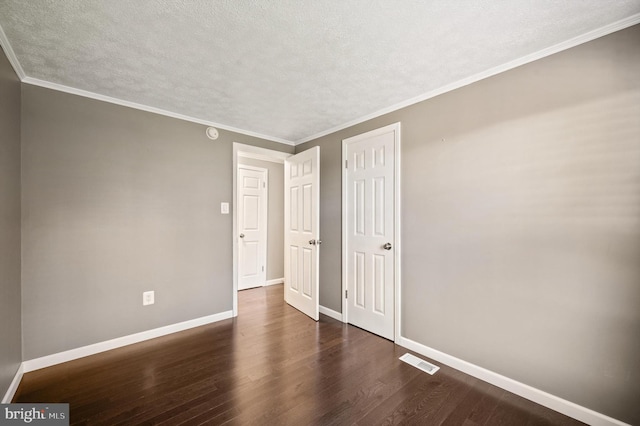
[221, 202, 229, 214]
[143, 291, 155, 306]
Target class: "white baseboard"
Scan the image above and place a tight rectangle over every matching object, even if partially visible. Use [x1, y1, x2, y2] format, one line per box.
[265, 278, 284, 286]
[396, 336, 630, 426]
[319, 305, 343, 321]
[1, 364, 24, 403]
[23, 311, 233, 373]
[10, 312, 627, 426]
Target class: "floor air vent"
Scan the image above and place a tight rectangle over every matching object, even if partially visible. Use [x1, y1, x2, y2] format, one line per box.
[399, 353, 440, 375]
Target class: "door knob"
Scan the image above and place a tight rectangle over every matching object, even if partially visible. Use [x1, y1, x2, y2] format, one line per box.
[239, 233, 245, 238]
[383, 242, 392, 250]
[309, 239, 322, 245]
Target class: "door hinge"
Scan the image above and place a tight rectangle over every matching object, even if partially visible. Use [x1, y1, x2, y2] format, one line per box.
[345, 290, 348, 299]
[263, 182, 266, 188]
[345, 160, 348, 169]
[262, 266, 265, 272]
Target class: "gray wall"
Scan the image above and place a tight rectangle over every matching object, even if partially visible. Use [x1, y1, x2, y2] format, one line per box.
[21, 85, 293, 360]
[0, 46, 22, 398]
[238, 157, 284, 281]
[297, 25, 640, 424]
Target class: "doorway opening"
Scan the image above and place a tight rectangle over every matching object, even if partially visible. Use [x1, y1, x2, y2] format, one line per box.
[233, 143, 291, 316]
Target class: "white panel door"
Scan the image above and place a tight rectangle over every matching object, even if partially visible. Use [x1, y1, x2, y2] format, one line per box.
[238, 166, 267, 290]
[284, 146, 320, 321]
[344, 124, 398, 340]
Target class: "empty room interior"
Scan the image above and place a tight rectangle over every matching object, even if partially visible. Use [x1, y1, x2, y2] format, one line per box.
[1, 2, 639, 425]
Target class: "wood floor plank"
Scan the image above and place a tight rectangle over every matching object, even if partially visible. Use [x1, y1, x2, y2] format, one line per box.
[13, 285, 585, 426]
[441, 379, 501, 426]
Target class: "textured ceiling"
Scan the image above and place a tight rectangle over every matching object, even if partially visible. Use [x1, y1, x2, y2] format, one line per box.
[1, 1, 639, 144]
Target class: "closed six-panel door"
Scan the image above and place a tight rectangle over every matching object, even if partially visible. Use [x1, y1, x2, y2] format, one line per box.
[345, 124, 398, 340]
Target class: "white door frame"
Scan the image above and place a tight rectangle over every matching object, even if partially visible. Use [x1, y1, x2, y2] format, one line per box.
[233, 143, 292, 316]
[341, 122, 402, 342]
[237, 164, 268, 291]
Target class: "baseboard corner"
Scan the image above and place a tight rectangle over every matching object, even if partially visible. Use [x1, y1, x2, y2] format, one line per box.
[2, 363, 24, 403]
[319, 305, 343, 321]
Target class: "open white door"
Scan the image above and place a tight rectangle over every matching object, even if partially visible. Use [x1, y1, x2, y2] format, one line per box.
[284, 146, 320, 321]
[344, 123, 400, 340]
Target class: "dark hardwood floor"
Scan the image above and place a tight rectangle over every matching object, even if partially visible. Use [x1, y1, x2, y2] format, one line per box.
[14, 285, 584, 425]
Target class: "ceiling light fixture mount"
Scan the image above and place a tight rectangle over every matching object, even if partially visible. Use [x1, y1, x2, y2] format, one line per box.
[206, 127, 219, 140]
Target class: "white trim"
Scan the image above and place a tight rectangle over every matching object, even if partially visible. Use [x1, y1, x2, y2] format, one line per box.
[265, 278, 284, 286]
[238, 151, 287, 164]
[393, 124, 402, 342]
[21, 77, 295, 146]
[0, 23, 26, 79]
[319, 305, 343, 321]
[396, 336, 630, 426]
[233, 143, 293, 316]
[22, 311, 233, 373]
[341, 137, 348, 323]
[294, 14, 640, 145]
[236, 144, 292, 163]
[0, 24, 26, 80]
[341, 122, 402, 341]
[2, 364, 24, 403]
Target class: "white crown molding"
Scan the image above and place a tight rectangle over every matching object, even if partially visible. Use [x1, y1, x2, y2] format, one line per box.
[0, 23, 26, 80]
[0, 21, 293, 146]
[22, 311, 233, 373]
[5, 15, 640, 147]
[397, 336, 631, 426]
[21, 77, 296, 146]
[295, 13, 640, 145]
[1, 363, 24, 403]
